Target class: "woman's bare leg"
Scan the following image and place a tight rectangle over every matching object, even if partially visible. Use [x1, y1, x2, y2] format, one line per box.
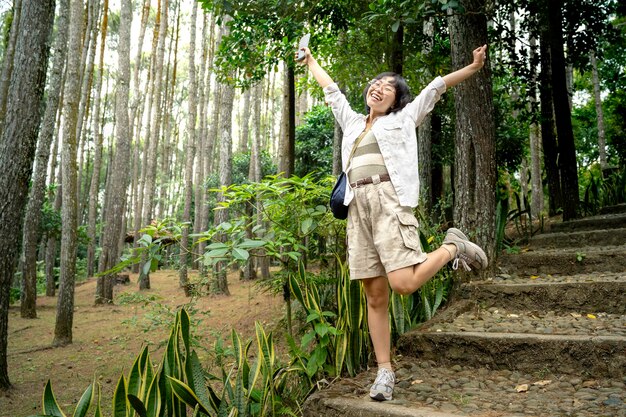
[386, 244, 456, 295]
[362, 276, 391, 366]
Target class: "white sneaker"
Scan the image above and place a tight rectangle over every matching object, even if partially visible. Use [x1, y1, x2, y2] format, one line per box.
[369, 368, 395, 401]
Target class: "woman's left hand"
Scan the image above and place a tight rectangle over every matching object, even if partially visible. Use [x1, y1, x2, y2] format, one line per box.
[472, 45, 488, 69]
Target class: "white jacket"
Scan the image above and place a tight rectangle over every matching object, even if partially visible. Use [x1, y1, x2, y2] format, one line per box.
[323, 76, 447, 208]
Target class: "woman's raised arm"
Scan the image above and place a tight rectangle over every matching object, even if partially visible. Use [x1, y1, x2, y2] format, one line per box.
[296, 47, 334, 89]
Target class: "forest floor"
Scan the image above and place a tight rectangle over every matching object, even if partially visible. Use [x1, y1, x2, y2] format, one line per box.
[1, 269, 285, 417]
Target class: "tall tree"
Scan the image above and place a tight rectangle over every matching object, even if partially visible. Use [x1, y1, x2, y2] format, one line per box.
[86, 0, 108, 278]
[449, 0, 497, 267]
[547, 0, 579, 220]
[139, 0, 168, 290]
[212, 18, 235, 296]
[54, 0, 84, 346]
[96, 0, 132, 304]
[0, 0, 22, 133]
[179, 0, 198, 295]
[0, 0, 55, 389]
[590, 51, 607, 170]
[19, 0, 70, 318]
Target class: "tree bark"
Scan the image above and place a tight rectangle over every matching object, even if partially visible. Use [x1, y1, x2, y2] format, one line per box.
[96, 0, 132, 305]
[0, 0, 55, 389]
[54, 0, 84, 347]
[212, 18, 235, 296]
[590, 51, 607, 170]
[538, 25, 562, 216]
[547, 0, 579, 220]
[19, 0, 70, 318]
[528, 35, 544, 219]
[138, 0, 168, 290]
[418, 18, 434, 214]
[86, 0, 108, 278]
[180, 1, 198, 295]
[0, 0, 22, 134]
[278, 64, 295, 177]
[449, 0, 497, 271]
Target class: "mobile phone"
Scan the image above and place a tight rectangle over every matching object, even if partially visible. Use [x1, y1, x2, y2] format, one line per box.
[296, 33, 310, 61]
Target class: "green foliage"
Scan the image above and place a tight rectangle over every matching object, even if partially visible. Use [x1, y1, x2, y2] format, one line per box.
[294, 105, 334, 179]
[34, 308, 311, 416]
[580, 166, 626, 215]
[288, 260, 369, 378]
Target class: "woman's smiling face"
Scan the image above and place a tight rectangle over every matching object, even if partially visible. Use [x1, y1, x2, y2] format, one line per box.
[366, 76, 397, 115]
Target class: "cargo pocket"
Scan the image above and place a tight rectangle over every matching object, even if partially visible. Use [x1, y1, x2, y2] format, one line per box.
[396, 211, 421, 251]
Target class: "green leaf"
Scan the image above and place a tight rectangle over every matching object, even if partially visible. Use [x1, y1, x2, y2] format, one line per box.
[126, 395, 148, 417]
[232, 247, 250, 261]
[206, 242, 229, 250]
[168, 377, 212, 415]
[112, 375, 128, 417]
[300, 218, 313, 234]
[391, 20, 400, 32]
[142, 261, 151, 277]
[237, 239, 266, 249]
[93, 383, 103, 417]
[72, 382, 94, 417]
[206, 248, 230, 258]
[42, 380, 66, 417]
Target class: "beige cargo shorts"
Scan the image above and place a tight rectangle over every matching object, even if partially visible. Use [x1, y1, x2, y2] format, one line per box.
[346, 180, 427, 280]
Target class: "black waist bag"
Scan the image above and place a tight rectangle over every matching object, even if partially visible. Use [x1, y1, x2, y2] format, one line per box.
[329, 172, 348, 220]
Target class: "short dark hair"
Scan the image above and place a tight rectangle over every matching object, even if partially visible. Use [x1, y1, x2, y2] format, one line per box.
[363, 72, 411, 114]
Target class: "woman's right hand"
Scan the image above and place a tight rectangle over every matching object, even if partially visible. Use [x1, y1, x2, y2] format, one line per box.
[295, 46, 312, 65]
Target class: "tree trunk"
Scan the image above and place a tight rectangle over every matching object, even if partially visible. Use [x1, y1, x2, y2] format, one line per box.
[96, 0, 132, 304]
[547, 0, 579, 220]
[239, 87, 251, 153]
[538, 27, 562, 216]
[76, 0, 100, 223]
[0, 0, 55, 389]
[418, 17, 434, 214]
[212, 18, 235, 296]
[390, 22, 403, 75]
[528, 35, 544, 219]
[449, 0, 497, 271]
[590, 51, 607, 170]
[54, 0, 84, 347]
[128, 0, 150, 273]
[19, 0, 70, 318]
[278, 64, 295, 177]
[192, 13, 207, 270]
[196, 12, 215, 272]
[179, 1, 198, 295]
[139, 0, 168, 290]
[86, 0, 108, 278]
[0, 0, 22, 134]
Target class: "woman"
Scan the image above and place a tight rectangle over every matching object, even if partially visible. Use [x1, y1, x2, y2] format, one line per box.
[297, 44, 489, 401]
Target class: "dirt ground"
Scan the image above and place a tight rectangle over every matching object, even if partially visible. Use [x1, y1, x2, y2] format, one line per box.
[0, 270, 284, 417]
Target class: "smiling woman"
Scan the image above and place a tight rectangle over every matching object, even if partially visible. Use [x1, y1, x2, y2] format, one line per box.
[296, 42, 489, 402]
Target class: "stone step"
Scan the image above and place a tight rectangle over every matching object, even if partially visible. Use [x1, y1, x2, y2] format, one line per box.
[303, 358, 626, 417]
[530, 227, 626, 249]
[600, 203, 626, 215]
[498, 245, 626, 276]
[398, 331, 625, 379]
[550, 212, 626, 232]
[459, 274, 626, 314]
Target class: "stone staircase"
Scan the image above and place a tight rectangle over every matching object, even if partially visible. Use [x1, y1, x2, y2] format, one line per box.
[303, 208, 626, 417]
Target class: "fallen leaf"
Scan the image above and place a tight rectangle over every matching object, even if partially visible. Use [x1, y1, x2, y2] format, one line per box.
[587, 314, 597, 319]
[533, 380, 552, 386]
[570, 313, 582, 318]
[530, 275, 540, 280]
[507, 314, 520, 318]
[515, 384, 529, 393]
[411, 379, 424, 385]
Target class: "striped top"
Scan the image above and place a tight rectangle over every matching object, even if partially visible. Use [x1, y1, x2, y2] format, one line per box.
[347, 129, 389, 183]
